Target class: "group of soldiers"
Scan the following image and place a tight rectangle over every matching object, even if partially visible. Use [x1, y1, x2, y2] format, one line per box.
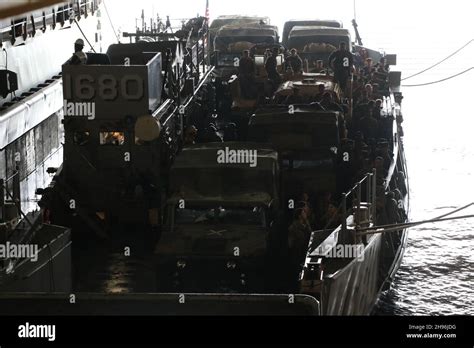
[237, 41, 355, 99]
[237, 47, 283, 97]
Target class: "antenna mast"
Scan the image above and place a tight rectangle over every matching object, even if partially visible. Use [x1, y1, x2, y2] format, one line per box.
[352, 0, 363, 46]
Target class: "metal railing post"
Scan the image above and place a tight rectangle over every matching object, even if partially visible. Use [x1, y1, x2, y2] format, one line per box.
[357, 183, 361, 228]
[12, 168, 21, 213]
[366, 172, 371, 219]
[341, 193, 347, 233]
[177, 62, 181, 99]
[189, 50, 194, 78]
[2, 173, 32, 227]
[202, 38, 206, 74]
[0, 179, 5, 219]
[372, 168, 377, 223]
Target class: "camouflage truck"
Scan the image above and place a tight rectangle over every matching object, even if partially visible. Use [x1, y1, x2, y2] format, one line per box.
[209, 15, 271, 52]
[212, 24, 280, 79]
[155, 142, 283, 292]
[247, 106, 341, 200]
[286, 26, 351, 72]
[212, 24, 285, 132]
[282, 19, 343, 47]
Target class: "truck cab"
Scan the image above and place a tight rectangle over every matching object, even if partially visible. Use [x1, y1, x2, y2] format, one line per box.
[210, 15, 271, 51]
[155, 142, 281, 292]
[282, 19, 343, 47]
[212, 24, 280, 79]
[287, 26, 351, 71]
[248, 106, 341, 199]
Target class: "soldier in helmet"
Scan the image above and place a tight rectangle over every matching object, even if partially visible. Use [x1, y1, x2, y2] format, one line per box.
[238, 50, 256, 98]
[67, 38, 88, 65]
[328, 42, 354, 93]
[285, 48, 303, 74]
[184, 125, 198, 146]
[288, 202, 312, 276]
[265, 47, 282, 90]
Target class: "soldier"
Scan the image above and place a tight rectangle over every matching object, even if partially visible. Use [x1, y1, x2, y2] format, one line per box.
[354, 48, 368, 67]
[285, 48, 303, 74]
[238, 50, 256, 98]
[362, 57, 374, 77]
[386, 191, 402, 223]
[67, 38, 88, 65]
[184, 126, 198, 146]
[317, 192, 340, 228]
[265, 47, 282, 89]
[313, 60, 325, 73]
[328, 42, 354, 93]
[320, 92, 344, 113]
[288, 203, 312, 275]
[264, 48, 272, 62]
[359, 108, 379, 143]
[299, 192, 316, 229]
[314, 83, 326, 102]
[204, 123, 223, 143]
[284, 87, 304, 105]
[223, 122, 238, 141]
[375, 57, 389, 72]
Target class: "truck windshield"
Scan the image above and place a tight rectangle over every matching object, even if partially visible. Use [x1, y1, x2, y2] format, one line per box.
[215, 36, 275, 51]
[288, 35, 349, 52]
[175, 207, 265, 226]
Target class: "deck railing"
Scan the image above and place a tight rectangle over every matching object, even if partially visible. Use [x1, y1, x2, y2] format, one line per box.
[1, 0, 100, 45]
[340, 168, 377, 242]
[0, 167, 34, 232]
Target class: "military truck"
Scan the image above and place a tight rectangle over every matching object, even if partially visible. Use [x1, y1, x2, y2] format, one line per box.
[155, 142, 283, 292]
[212, 24, 280, 79]
[248, 106, 341, 201]
[212, 23, 283, 133]
[286, 26, 351, 71]
[210, 15, 271, 51]
[282, 19, 343, 47]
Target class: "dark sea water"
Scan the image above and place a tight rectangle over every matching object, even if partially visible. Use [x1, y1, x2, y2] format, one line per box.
[364, 2, 474, 315]
[375, 56, 474, 316]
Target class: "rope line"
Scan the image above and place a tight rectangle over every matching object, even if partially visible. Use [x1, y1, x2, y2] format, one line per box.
[402, 67, 473, 87]
[402, 38, 473, 81]
[74, 19, 96, 53]
[103, 0, 120, 43]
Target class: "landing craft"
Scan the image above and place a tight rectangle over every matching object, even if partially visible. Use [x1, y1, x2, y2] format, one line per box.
[148, 16, 410, 314]
[1, 7, 410, 316]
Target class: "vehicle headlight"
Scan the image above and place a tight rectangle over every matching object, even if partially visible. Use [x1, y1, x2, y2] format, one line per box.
[177, 260, 186, 269]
